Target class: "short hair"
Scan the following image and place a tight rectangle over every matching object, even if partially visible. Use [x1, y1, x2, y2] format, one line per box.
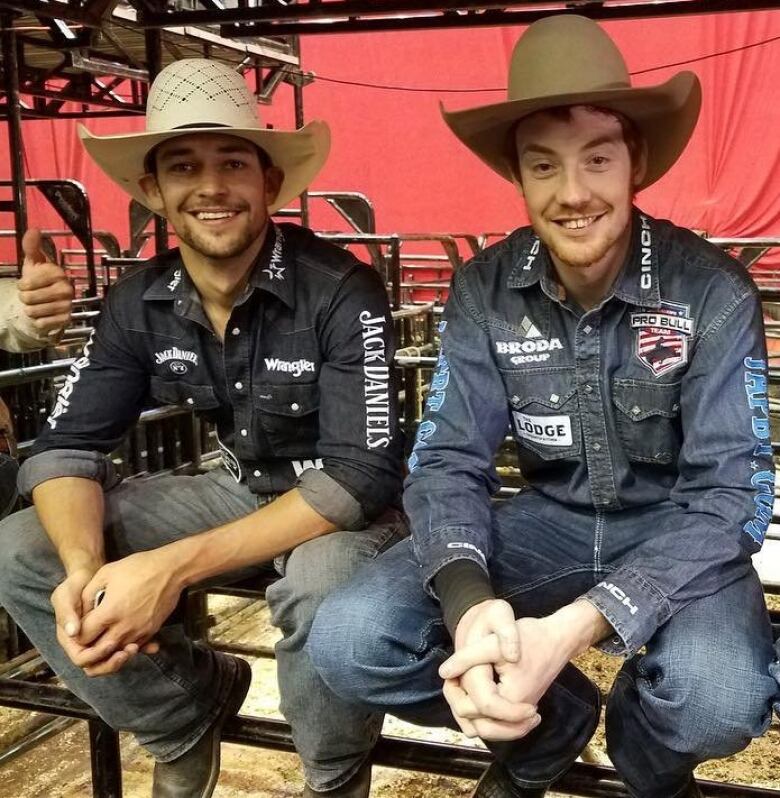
[143, 140, 274, 176]
[506, 105, 644, 181]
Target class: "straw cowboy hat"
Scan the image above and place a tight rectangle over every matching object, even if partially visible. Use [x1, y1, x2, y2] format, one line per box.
[79, 58, 330, 214]
[441, 15, 701, 190]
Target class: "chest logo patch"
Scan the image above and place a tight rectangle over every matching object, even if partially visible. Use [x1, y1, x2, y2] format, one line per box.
[155, 347, 199, 375]
[512, 412, 572, 447]
[630, 301, 694, 378]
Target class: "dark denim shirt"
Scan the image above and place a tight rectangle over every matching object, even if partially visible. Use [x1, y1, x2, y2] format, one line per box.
[20, 223, 403, 528]
[405, 210, 774, 654]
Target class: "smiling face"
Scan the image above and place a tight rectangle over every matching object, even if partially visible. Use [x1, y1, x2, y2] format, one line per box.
[514, 106, 646, 302]
[139, 132, 282, 267]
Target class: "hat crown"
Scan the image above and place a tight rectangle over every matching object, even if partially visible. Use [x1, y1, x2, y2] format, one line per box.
[146, 59, 261, 133]
[508, 15, 630, 102]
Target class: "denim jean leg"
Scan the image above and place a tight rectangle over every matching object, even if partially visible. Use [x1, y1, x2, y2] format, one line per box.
[309, 537, 456, 730]
[0, 452, 18, 519]
[606, 571, 776, 798]
[0, 468, 259, 762]
[265, 511, 407, 792]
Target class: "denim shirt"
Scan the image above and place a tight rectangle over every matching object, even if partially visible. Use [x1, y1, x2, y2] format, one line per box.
[20, 223, 403, 528]
[405, 209, 774, 654]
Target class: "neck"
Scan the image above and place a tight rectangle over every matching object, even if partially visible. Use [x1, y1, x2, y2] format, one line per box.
[180, 223, 269, 310]
[549, 223, 633, 312]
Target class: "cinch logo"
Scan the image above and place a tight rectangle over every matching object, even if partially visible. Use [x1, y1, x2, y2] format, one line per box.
[597, 581, 639, 615]
[167, 269, 181, 292]
[264, 358, 316, 378]
[446, 541, 487, 564]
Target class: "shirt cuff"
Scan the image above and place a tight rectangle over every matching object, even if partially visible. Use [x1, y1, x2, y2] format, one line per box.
[434, 558, 495, 636]
[18, 449, 121, 500]
[582, 567, 671, 656]
[297, 467, 365, 531]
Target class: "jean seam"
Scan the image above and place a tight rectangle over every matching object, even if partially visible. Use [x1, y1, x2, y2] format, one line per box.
[499, 564, 594, 601]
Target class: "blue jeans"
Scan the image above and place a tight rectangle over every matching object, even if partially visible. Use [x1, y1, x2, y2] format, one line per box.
[309, 491, 776, 798]
[0, 468, 406, 791]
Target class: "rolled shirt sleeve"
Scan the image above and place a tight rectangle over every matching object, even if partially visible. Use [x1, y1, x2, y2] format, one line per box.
[584, 289, 774, 655]
[18, 292, 149, 498]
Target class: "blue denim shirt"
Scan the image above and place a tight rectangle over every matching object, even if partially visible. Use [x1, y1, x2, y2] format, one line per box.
[20, 223, 403, 528]
[405, 209, 773, 654]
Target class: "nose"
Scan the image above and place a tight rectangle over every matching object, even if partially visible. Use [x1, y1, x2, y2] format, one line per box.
[195, 166, 228, 198]
[555, 165, 592, 209]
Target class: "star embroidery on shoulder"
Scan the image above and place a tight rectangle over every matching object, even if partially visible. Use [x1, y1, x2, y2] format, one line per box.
[263, 262, 285, 281]
[750, 460, 759, 470]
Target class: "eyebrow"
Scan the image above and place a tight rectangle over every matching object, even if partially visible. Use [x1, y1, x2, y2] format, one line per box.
[157, 143, 255, 162]
[520, 133, 622, 158]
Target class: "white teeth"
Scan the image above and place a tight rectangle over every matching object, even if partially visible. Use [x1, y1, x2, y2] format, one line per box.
[560, 216, 597, 230]
[195, 211, 234, 220]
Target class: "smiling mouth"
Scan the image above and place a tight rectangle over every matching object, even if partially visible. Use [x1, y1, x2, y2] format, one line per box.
[189, 210, 241, 221]
[554, 214, 604, 230]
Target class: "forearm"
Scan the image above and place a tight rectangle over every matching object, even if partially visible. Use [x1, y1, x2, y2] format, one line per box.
[32, 477, 105, 575]
[161, 487, 335, 589]
[550, 600, 613, 659]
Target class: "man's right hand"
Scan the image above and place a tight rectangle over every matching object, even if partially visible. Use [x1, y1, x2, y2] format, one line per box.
[50, 568, 138, 675]
[445, 598, 539, 739]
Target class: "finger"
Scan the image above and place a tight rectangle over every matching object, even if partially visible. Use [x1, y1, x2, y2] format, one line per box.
[28, 315, 71, 336]
[439, 636, 501, 679]
[51, 586, 82, 638]
[84, 649, 130, 677]
[21, 301, 72, 320]
[18, 267, 71, 294]
[462, 665, 534, 722]
[472, 712, 542, 742]
[73, 632, 125, 667]
[451, 708, 479, 738]
[21, 228, 46, 272]
[442, 678, 482, 720]
[486, 602, 520, 662]
[141, 640, 160, 655]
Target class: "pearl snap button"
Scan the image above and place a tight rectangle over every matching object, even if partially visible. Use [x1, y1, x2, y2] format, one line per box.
[231, 327, 240, 336]
[631, 405, 641, 415]
[291, 402, 300, 411]
[186, 398, 194, 405]
[240, 428, 248, 437]
[235, 382, 243, 390]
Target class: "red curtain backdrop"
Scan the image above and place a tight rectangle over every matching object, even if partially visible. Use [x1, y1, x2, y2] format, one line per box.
[3, 10, 780, 250]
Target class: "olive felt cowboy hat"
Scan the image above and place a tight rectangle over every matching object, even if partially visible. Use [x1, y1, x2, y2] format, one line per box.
[441, 15, 701, 190]
[78, 58, 330, 214]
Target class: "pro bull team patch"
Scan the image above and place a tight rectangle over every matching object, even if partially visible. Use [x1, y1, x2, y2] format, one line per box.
[512, 412, 572, 447]
[630, 300, 694, 378]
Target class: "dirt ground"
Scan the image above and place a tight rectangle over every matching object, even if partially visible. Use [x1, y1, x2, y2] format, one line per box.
[1, 596, 779, 797]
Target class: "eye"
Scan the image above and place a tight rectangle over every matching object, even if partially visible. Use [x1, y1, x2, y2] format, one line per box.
[530, 161, 555, 177]
[589, 154, 611, 168]
[225, 159, 248, 170]
[168, 162, 194, 174]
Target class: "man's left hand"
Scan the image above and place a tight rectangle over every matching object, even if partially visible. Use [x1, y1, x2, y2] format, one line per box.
[73, 550, 178, 676]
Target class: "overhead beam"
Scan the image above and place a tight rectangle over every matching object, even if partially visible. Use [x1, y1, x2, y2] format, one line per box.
[140, 0, 780, 30]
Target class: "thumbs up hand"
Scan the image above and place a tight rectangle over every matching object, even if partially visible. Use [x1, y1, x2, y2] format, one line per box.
[17, 229, 74, 337]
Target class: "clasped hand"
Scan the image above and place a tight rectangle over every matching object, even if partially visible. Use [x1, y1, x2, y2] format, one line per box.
[50, 551, 179, 676]
[440, 599, 569, 741]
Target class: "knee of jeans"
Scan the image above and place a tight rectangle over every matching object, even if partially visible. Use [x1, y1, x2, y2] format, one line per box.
[637, 655, 774, 757]
[0, 509, 54, 597]
[308, 587, 413, 706]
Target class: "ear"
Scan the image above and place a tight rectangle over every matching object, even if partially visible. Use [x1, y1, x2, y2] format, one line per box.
[138, 173, 166, 216]
[264, 166, 284, 208]
[632, 140, 649, 188]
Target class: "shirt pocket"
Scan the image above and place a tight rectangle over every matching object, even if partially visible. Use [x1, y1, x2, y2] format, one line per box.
[149, 376, 220, 411]
[253, 382, 320, 454]
[504, 369, 582, 461]
[611, 378, 681, 465]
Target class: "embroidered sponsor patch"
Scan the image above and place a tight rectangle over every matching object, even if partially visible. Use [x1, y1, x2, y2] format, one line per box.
[262, 228, 285, 281]
[512, 412, 572, 446]
[264, 357, 315, 377]
[218, 436, 242, 483]
[630, 300, 693, 377]
[495, 316, 564, 365]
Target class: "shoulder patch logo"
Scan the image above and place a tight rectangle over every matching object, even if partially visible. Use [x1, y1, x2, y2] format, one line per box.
[630, 300, 694, 377]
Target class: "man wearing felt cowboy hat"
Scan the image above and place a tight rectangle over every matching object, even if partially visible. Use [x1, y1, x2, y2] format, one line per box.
[0, 58, 405, 798]
[310, 14, 777, 798]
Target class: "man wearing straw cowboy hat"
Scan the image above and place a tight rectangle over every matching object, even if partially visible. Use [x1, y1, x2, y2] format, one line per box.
[0, 58, 405, 798]
[310, 14, 777, 798]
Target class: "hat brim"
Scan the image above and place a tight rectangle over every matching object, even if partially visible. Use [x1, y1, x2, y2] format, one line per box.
[441, 71, 701, 190]
[78, 120, 330, 215]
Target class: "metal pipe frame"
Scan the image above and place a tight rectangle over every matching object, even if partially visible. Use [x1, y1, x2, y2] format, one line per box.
[0, 679, 778, 798]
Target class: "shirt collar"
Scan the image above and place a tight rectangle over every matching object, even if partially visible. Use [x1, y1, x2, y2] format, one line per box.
[506, 209, 662, 308]
[141, 222, 296, 310]
[612, 208, 662, 308]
